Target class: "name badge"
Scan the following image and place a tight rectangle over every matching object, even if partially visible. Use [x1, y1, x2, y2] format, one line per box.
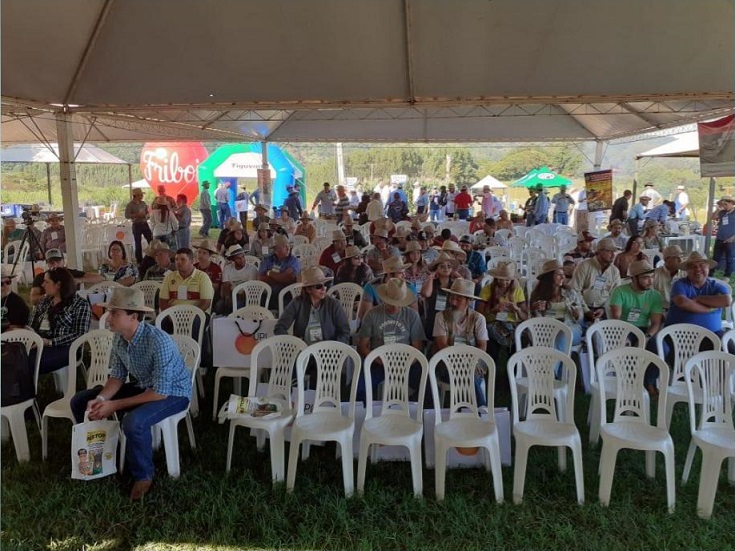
[262, 247, 269, 256]
[454, 335, 468, 345]
[593, 276, 607, 291]
[383, 332, 397, 345]
[495, 311, 509, 321]
[269, 266, 280, 274]
[331, 253, 341, 263]
[723, 217, 729, 226]
[435, 293, 447, 311]
[51, 231, 58, 240]
[627, 308, 642, 324]
[308, 326, 323, 343]
[177, 285, 188, 300]
[39, 315, 51, 332]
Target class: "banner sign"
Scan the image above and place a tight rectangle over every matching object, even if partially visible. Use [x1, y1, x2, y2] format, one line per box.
[698, 114, 735, 177]
[584, 169, 613, 212]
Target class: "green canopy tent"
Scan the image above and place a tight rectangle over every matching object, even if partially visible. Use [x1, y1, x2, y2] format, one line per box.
[511, 167, 572, 189]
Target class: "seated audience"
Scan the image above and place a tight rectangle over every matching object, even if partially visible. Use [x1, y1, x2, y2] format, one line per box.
[319, 230, 348, 274]
[143, 243, 174, 282]
[641, 219, 664, 252]
[192, 239, 222, 297]
[653, 245, 684, 311]
[570, 237, 620, 322]
[365, 228, 400, 274]
[294, 212, 317, 243]
[403, 241, 430, 296]
[1, 266, 29, 332]
[477, 261, 528, 358]
[458, 235, 487, 284]
[159, 248, 214, 313]
[29, 267, 91, 374]
[99, 240, 139, 286]
[30, 248, 103, 305]
[613, 235, 646, 281]
[219, 245, 259, 313]
[335, 246, 373, 287]
[604, 219, 627, 250]
[258, 235, 301, 310]
[40, 213, 66, 253]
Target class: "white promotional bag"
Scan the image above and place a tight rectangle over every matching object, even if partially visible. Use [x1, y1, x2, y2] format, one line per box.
[71, 413, 120, 480]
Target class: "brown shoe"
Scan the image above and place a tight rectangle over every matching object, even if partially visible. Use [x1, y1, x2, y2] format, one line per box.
[130, 480, 153, 501]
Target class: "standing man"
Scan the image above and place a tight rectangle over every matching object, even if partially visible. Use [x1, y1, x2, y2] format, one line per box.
[524, 188, 537, 227]
[312, 182, 337, 219]
[334, 185, 352, 221]
[475, 185, 496, 219]
[445, 184, 457, 220]
[575, 188, 589, 232]
[713, 195, 735, 278]
[610, 190, 632, 224]
[674, 185, 690, 220]
[641, 182, 663, 207]
[156, 185, 176, 209]
[415, 187, 429, 216]
[70, 287, 191, 500]
[283, 186, 303, 220]
[198, 181, 213, 237]
[453, 186, 474, 220]
[367, 192, 384, 222]
[551, 185, 575, 225]
[234, 186, 250, 228]
[533, 184, 549, 225]
[214, 182, 231, 229]
[627, 194, 650, 236]
[126, 189, 153, 265]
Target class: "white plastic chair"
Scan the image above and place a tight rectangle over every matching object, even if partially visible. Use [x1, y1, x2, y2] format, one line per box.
[596, 348, 675, 513]
[155, 304, 206, 345]
[291, 235, 310, 246]
[212, 306, 276, 421]
[682, 351, 735, 519]
[357, 344, 428, 497]
[131, 280, 161, 320]
[655, 324, 720, 430]
[231, 280, 272, 313]
[313, 236, 332, 253]
[2, 239, 23, 265]
[41, 329, 114, 460]
[514, 318, 573, 421]
[286, 341, 362, 497]
[427, 345, 503, 503]
[484, 246, 510, 260]
[586, 320, 646, 445]
[722, 328, 735, 353]
[87, 280, 123, 295]
[495, 229, 513, 242]
[120, 336, 200, 479]
[327, 282, 363, 334]
[98, 311, 111, 330]
[226, 336, 307, 482]
[508, 347, 584, 504]
[506, 236, 528, 261]
[519, 249, 548, 279]
[0, 330, 43, 462]
[242, 255, 261, 270]
[278, 282, 302, 317]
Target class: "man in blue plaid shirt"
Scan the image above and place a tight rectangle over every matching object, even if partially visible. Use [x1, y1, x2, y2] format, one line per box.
[70, 287, 191, 500]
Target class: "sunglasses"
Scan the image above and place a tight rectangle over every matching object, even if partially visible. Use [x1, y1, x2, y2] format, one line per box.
[308, 283, 326, 290]
[437, 263, 451, 269]
[1, 279, 12, 286]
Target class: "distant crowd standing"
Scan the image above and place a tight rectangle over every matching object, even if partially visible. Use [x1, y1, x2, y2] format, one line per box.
[3, 174, 733, 503]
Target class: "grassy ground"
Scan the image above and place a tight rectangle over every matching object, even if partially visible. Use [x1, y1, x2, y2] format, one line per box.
[2, 352, 734, 551]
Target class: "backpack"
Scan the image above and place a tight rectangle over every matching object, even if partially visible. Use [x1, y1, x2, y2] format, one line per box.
[1, 341, 35, 406]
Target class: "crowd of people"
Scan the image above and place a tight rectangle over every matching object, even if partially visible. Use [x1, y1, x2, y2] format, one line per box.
[3, 178, 734, 502]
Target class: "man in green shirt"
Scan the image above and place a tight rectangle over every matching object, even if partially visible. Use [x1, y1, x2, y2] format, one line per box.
[609, 259, 663, 338]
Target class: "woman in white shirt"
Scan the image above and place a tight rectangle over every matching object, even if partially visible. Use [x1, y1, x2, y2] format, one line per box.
[150, 197, 179, 248]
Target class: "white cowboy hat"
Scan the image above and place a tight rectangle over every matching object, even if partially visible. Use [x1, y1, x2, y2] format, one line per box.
[441, 278, 482, 301]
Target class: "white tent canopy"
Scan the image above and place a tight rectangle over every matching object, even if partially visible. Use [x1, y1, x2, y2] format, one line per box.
[636, 132, 700, 159]
[1, 143, 129, 164]
[472, 175, 507, 191]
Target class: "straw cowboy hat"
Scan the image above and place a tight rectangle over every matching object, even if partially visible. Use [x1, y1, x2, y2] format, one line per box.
[100, 287, 154, 313]
[332, 230, 347, 242]
[607, 219, 624, 230]
[536, 259, 564, 280]
[429, 252, 458, 271]
[410, 219, 422, 231]
[442, 278, 482, 301]
[257, 222, 271, 232]
[230, 222, 245, 232]
[343, 245, 363, 259]
[488, 260, 517, 280]
[595, 238, 618, 252]
[381, 256, 411, 275]
[145, 240, 169, 256]
[299, 212, 313, 221]
[372, 228, 390, 240]
[254, 204, 267, 212]
[720, 195, 735, 204]
[376, 278, 416, 307]
[1, 265, 18, 279]
[439, 240, 467, 262]
[662, 245, 684, 258]
[422, 223, 436, 235]
[395, 226, 411, 239]
[681, 251, 717, 269]
[628, 259, 655, 278]
[273, 235, 290, 248]
[192, 239, 218, 255]
[373, 218, 396, 234]
[404, 241, 421, 254]
[300, 266, 333, 287]
[643, 219, 659, 229]
[224, 244, 246, 259]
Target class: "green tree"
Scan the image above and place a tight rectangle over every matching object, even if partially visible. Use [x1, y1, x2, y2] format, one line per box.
[449, 150, 478, 187]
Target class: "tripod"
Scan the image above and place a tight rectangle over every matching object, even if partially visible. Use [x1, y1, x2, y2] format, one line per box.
[10, 220, 44, 281]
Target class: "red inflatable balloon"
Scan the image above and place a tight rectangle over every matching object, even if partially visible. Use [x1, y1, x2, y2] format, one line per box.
[140, 142, 209, 206]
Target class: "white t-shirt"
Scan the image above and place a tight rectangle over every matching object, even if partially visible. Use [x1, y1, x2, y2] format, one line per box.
[222, 263, 258, 285]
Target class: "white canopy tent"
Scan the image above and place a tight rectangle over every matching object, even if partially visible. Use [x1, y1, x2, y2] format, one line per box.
[2, 0, 733, 267]
[472, 175, 507, 191]
[1, 142, 131, 204]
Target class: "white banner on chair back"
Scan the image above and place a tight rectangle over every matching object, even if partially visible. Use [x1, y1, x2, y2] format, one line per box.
[213, 318, 277, 368]
[71, 417, 120, 480]
[423, 408, 511, 468]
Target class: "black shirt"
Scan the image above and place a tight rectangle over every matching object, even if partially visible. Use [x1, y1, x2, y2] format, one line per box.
[610, 196, 629, 222]
[1, 292, 30, 331]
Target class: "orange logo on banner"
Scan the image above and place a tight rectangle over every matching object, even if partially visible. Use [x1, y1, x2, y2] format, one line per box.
[116, 231, 125, 240]
[455, 447, 480, 456]
[233, 318, 263, 355]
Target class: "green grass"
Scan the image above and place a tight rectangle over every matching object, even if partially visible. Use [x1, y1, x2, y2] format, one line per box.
[2, 357, 734, 551]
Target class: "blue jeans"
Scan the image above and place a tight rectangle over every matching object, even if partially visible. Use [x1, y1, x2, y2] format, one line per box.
[216, 202, 230, 228]
[553, 211, 569, 225]
[132, 221, 153, 266]
[430, 208, 440, 222]
[199, 208, 212, 236]
[177, 227, 190, 250]
[71, 384, 189, 481]
[713, 239, 735, 276]
[457, 209, 471, 220]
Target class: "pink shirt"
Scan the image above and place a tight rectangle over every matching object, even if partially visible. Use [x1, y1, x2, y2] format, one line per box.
[481, 192, 495, 217]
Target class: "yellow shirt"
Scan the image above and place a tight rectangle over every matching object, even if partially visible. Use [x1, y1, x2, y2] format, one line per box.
[160, 268, 214, 310]
[478, 284, 525, 323]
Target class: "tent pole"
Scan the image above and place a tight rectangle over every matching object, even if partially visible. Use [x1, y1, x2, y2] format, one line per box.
[46, 163, 52, 205]
[594, 140, 604, 169]
[704, 177, 716, 255]
[261, 141, 271, 210]
[56, 110, 82, 269]
[128, 164, 133, 198]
